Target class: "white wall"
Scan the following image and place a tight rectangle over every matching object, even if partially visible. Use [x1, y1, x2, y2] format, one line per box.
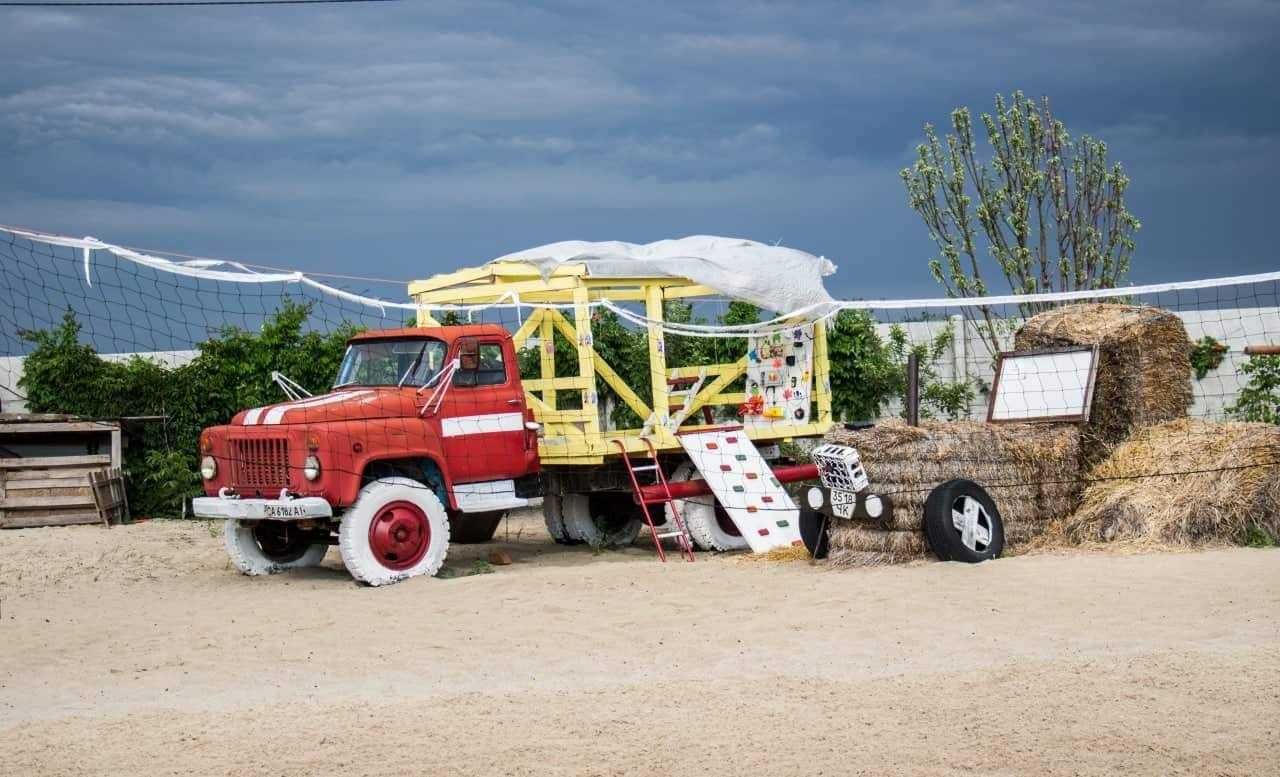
[0, 350, 198, 414]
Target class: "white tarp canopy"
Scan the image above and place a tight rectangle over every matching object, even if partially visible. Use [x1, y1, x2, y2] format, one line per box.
[489, 235, 837, 315]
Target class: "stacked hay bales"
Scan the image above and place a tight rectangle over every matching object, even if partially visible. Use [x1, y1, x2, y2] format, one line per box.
[823, 420, 1081, 564]
[1053, 418, 1280, 547]
[1015, 303, 1192, 465]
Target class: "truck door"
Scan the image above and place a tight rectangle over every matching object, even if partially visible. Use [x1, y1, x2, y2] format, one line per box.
[439, 336, 528, 483]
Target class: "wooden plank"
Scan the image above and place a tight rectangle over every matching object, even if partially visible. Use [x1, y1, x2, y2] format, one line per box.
[0, 421, 117, 434]
[683, 358, 747, 419]
[592, 352, 653, 422]
[668, 362, 741, 380]
[0, 494, 97, 509]
[5, 466, 98, 482]
[812, 317, 833, 425]
[5, 481, 93, 494]
[510, 308, 544, 349]
[522, 375, 592, 392]
[645, 284, 670, 430]
[0, 511, 102, 529]
[572, 286, 602, 441]
[0, 455, 111, 469]
[538, 312, 557, 410]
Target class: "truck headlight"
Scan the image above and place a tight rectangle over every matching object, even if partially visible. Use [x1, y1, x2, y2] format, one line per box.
[303, 455, 322, 481]
[200, 456, 217, 480]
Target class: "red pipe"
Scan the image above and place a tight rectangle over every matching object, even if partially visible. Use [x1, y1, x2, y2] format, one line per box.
[641, 462, 819, 502]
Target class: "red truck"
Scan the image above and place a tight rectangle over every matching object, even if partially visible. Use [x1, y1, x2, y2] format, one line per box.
[194, 325, 546, 585]
[194, 319, 829, 585]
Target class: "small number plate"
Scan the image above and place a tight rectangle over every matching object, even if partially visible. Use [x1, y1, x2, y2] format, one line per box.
[756, 444, 781, 460]
[263, 503, 312, 519]
[830, 488, 856, 519]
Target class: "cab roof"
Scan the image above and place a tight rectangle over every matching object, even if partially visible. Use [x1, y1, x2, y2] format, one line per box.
[347, 323, 510, 344]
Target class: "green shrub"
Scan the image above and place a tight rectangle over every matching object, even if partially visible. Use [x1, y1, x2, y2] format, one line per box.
[1229, 355, 1280, 424]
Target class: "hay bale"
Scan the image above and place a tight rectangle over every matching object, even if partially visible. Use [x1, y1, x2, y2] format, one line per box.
[823, 419, 1081, 564]
[1015, 303, 1192, 465]
[828, 525, 926, 559]
[1055, 418, 1280, 548]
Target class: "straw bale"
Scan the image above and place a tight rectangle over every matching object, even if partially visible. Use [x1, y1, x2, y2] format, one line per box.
[827, 524, 928, 565]
[1057, 418, 1280, 548]
[824, 419, 1081, 548]
[1015, 303, 1192, 465]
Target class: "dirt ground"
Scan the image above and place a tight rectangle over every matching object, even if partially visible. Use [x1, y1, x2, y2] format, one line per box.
[1, 512, 1277, 776]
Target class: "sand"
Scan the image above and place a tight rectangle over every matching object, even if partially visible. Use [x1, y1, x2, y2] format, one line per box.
[2, 512, 1277, 776]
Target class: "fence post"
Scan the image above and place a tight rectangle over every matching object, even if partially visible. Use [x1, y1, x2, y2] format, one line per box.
[905, 352, 920, 426]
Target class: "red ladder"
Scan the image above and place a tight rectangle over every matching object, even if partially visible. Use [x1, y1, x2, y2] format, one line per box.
[613, 438, 695, 563]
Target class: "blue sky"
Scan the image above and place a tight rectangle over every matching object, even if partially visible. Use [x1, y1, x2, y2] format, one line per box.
[1, 0, 1278, 300]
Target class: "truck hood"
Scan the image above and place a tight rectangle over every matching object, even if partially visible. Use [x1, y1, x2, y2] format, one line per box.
[231, 388, 419, 427]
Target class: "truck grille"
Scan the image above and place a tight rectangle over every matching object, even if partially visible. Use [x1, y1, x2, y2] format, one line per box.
[231, 438, 291, 492]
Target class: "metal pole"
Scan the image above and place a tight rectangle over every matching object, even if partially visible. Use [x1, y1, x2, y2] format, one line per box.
[905, 352, 920, 426]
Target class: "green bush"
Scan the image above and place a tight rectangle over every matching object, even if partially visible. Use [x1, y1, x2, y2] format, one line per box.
[18, 301, 358, 517]
[1229, 354, 1280, 424]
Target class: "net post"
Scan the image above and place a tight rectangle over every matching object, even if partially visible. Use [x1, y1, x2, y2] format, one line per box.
[906, 352, 920, 426]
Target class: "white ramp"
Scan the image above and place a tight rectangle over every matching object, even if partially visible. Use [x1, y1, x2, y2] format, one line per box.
[677, 427, 803, 553]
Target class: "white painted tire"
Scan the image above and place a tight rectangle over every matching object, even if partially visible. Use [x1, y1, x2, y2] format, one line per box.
[561, 492, 643, 548]
[666, 461, 748, 552]
[542, 491, 578, 545]
[224, 519, 328, 576]
[338, 477, 450, 586]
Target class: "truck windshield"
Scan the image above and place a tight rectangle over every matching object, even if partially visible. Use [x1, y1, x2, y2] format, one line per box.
[334, 339, 446, 388]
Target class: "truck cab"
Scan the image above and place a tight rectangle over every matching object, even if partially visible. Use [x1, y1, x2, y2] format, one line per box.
[193, 324, 540, 585]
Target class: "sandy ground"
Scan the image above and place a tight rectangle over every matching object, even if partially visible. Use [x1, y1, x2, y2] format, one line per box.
[1, 512, 1277, 776]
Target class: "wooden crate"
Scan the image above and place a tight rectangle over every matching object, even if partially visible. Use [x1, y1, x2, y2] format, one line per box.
[0, 416, 123, 529]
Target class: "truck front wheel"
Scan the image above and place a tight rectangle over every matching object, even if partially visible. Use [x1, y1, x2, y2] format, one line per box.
[339, 477, 451, 586]
[224, 519, 328, 576]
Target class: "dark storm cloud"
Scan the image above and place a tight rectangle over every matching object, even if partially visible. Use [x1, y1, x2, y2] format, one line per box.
[1, 0, 1277, 298]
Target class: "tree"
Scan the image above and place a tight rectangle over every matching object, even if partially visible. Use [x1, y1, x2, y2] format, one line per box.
[901, 91, 1140, 353]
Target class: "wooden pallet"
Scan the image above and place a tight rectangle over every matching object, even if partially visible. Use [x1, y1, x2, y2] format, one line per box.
[0, 454, 113, 528]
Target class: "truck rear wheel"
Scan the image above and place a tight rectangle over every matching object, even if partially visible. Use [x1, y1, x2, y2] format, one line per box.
[561, 492, 643, 548]
[224, 519, 328, 576]
[339, 477, 450, 586]
[667, 461, 748, 552]
[542, 492, 581, 545]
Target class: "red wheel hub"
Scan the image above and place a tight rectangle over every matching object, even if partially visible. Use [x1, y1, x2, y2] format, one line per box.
[368, 500, 431, 570]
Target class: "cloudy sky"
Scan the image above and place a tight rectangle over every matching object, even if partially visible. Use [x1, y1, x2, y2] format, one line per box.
[1, 0, 1277, 299]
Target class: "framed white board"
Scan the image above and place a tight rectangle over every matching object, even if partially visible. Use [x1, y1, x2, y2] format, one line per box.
[987, 346, 1098, 423]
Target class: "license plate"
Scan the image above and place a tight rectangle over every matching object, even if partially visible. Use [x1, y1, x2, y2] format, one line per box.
[263, 503, 312, 519]
[756, 444, 781, 460]
[830, 488, 856, 519]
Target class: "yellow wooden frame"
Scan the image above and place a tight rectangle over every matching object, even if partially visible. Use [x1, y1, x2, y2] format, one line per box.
[411, 261, 833, 464]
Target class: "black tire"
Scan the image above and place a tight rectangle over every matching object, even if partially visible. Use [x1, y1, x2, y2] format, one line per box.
[449, 511, 506, 544]
[798, 507, 830, 560]
[923, 479, 1004, 563]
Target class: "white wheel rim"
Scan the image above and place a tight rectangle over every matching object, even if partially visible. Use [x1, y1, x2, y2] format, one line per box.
[950, 495, 992, 552]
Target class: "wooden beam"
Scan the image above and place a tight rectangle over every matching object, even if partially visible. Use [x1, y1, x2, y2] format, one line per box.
[592, 352, 653, 422]
[572, 286, 602, 440]
[645, 283, 670, 430]
[522, 375, 592, 392]
[511, 308, 544, 349]
[812, 317, 833, 425]
[539, 312, 556, 410]
[0, 455, 111, 469]
[0, 421, 117, 434]
[682, 358, 747, 418]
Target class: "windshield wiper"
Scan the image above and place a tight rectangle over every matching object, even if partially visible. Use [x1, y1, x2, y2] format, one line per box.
[397, 342, 430, 389]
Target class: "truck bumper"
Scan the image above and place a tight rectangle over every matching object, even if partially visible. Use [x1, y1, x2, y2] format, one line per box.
[192, 494, 333, 521]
